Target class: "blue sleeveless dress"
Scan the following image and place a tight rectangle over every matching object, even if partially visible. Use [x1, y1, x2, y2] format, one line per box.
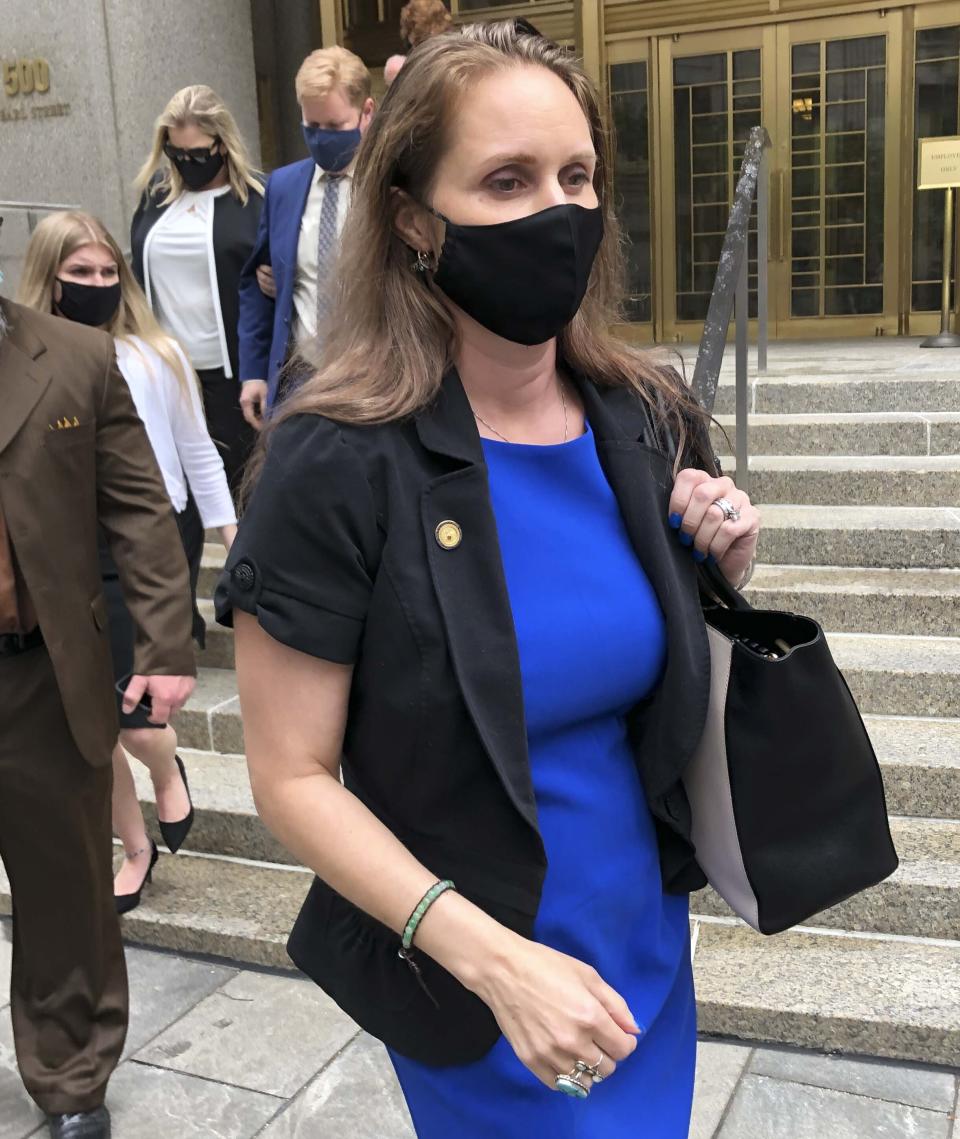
[389, 424, 696, 1137]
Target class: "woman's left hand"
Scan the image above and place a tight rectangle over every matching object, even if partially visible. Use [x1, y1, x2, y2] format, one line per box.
[668, 469, 761, 589]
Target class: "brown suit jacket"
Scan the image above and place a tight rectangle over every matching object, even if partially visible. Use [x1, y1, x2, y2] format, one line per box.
[0, 298, 196, 766]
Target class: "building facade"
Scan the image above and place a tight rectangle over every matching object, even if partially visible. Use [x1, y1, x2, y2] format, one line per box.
[2, 0, 958, 343]
[338, 0, 960, 343]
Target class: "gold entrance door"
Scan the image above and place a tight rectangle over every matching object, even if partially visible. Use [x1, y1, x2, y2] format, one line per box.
[770, 13, 904, 337]
[656, 26, 771, 342]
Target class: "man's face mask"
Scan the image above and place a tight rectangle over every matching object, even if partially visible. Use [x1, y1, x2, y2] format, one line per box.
[302, 123, 362, 174]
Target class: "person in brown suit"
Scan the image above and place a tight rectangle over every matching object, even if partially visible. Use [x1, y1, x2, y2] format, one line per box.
[0, 291, 196, 1139]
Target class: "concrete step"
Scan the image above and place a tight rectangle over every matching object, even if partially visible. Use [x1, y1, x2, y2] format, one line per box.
[693, 918, 960, 1068]
[178, 634, 960, 751]
[132, 748, 292, 865]
[756, 506, 960, 568]
[199, 510, 960, 609]
[0, 844, 306, 971]
[718, 454, 960, 508]
[745, 565, 960, 637]
[712, 412, 960, 457]
[172, 668, 242, 753]
[864, 715, 960, 819]
[136, 753, 960, 941]
[109, 851, 310, 970]
[712, 376, 960, 416]
[198, 599, 234, 670]
[2, 849, 954, 1068]
[829, 633, 960, 718]
[691, 816, 960, 940]
[136, 718, 960, 866]
[199, 543, 226, 600]
[137, 714, 960, 861]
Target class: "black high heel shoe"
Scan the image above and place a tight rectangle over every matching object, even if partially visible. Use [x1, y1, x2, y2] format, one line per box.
[158, 755, 195, 854]
[115, 841, 158, 915]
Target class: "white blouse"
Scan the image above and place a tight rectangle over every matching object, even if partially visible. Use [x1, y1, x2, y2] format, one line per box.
[142, 186, 232, 375]
[115, 336, 237, 529]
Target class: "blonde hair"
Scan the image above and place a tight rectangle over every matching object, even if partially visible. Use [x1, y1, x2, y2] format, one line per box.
[295, 47, 372, 108]
[17, 210, 198, 401]
[256, 22, 710, 488]
[400, 0, 452, 47]
[134, 84, 263, 207]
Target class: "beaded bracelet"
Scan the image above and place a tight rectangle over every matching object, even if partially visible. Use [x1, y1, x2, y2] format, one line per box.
[401, 879, 456, 952]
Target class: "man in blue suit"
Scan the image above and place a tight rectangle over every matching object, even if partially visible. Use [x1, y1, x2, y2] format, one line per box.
[238, 47, 374, 426]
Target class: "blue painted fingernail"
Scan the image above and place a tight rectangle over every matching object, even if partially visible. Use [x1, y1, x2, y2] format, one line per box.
[668, 512, 683, 529]
[678, 531, 694, 547]
[706, 553, 718, 566]
[693, 549, 707, 563]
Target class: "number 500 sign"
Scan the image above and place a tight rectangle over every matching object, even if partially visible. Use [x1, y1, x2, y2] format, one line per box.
[3, 58, 51, 97]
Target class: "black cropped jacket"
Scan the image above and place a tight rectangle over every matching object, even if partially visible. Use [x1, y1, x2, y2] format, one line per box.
[215, 368, 713, 1066]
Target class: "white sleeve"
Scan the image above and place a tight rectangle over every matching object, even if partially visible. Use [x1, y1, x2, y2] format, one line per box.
[165, 342, 238, 528]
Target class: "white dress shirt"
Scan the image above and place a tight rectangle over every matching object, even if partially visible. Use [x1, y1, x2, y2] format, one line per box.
[115, 336, 237, 529]
[292, 166, 353, 346]
[143, 185, 233, 375]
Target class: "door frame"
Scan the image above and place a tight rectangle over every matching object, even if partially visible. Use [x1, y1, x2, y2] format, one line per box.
[606, 9, 911, 342]
[654, 24, 771, 343]
[906, 0, 960, 336]
[770, 9, 905, 338]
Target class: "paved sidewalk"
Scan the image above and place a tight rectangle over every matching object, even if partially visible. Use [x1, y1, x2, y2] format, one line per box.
[1, 924, 957, 1138]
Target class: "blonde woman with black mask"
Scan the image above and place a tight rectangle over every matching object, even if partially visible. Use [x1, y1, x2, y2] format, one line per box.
[218, 21, 760, 1138]
[19, 211, 236, 912]
[132, 84, 264, 495]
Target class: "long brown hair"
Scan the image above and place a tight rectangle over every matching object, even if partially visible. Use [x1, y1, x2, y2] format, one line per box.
[134, 84, 263, 207]
[17, 210, 198, 401]
[260, 21, 710, 481]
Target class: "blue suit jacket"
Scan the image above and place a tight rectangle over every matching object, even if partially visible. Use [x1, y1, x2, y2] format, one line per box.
[238, 157, 315, 408]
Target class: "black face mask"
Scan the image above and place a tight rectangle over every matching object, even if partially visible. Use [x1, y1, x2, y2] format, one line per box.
[172, 149, 225, 192]
[55, 279, 122, 327]
[426, 203, 604, 345]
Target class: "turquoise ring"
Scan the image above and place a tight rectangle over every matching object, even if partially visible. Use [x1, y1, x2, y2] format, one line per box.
[555, 1072, 589, 1098]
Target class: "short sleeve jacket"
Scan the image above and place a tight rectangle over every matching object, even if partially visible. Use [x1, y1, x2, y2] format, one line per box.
[215, 368, 713, 1066]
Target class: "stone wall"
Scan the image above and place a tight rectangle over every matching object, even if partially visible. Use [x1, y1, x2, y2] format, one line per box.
[0, 0, 259, 291]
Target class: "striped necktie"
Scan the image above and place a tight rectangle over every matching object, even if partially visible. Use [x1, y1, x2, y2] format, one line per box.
[315, 174, 343, 337]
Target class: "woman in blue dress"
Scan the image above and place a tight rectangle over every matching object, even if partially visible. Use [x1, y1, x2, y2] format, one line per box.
[218, 20, 761, 1138]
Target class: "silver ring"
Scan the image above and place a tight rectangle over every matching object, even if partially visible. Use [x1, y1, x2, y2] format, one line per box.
[555, 1069, 590, 1098]
[587, 1050, 606, 1083]
[713, 497, 740, 523]
[573, 1052, 606, 1083]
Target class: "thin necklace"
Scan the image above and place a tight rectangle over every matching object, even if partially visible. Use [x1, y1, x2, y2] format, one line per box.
[472, 381, 568, 445]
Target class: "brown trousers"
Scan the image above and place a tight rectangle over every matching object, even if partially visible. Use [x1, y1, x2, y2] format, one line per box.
[0, 643, 127, 1114]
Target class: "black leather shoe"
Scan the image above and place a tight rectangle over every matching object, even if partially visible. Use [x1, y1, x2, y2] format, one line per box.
[158, 754, 195, 854]
[47, 1106, 111, 1138]
[114, 840, 158, 915]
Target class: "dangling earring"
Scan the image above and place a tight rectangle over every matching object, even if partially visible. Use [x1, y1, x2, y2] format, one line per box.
[415, 249, 433, 273]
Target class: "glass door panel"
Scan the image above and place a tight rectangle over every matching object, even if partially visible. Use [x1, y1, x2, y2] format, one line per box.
[610, 59, 654, 324]
[788, 33, 886, 318]
[672, 47, 762, 323]
[774, 14, 902, 335]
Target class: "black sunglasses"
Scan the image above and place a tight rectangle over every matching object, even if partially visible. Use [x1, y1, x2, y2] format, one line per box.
[163, 139, 220, 164]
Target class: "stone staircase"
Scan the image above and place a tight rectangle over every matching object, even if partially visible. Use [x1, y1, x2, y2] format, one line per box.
[4, 340, 957, 1070]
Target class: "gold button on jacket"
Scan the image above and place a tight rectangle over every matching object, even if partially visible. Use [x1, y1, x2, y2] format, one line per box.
[435, 520, 462, 549]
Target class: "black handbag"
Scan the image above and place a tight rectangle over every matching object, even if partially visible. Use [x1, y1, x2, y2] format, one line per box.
[683, 563, 900, 934]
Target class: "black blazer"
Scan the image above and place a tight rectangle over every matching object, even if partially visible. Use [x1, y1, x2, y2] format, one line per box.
[215, 368, 713, 1066]
[130, 181, 263, 379]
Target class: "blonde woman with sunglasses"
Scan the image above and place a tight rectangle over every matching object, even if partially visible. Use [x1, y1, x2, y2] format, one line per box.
[132, 84, 264, 495]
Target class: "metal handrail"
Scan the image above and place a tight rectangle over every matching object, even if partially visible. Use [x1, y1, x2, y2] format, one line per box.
[691, 126, 772, 495]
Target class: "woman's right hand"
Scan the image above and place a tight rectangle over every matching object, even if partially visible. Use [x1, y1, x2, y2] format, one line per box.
[470, 932, 641, 1090]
